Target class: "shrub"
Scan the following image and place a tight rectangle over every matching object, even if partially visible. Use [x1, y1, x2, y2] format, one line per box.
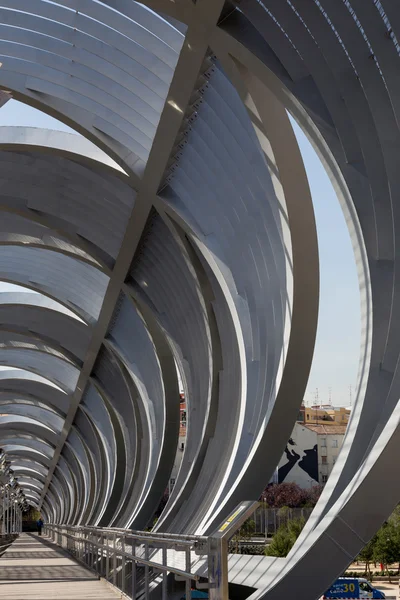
[265, 517, 305, 557]
[262, 483, 322, 508]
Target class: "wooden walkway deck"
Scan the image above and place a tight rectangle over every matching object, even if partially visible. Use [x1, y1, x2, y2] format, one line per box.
[0, 532, 121, 599]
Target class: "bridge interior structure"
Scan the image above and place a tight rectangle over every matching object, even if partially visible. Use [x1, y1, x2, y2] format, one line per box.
[0, 1, 398, 599]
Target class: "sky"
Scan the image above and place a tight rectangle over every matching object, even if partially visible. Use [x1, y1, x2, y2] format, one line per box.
[289, 118, 360, 408]
[0, 99, 361, 408]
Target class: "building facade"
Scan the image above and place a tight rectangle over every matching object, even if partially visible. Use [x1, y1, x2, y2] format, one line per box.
[305, 425, 347, 485]
[299, 405, 350, 427]
[278, 421, 347, 486]
[277, 422, 318, 487]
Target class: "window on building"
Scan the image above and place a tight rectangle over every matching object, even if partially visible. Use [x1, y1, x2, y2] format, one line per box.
[332, 458, 336, 465]
[321, 438, 327, 447]
[322, 475, 328, 484]
[332, 439, 338, 448]
[321, 456, 327, 464]
[307, 414, 310, 420]
[342, 415, 345, 421]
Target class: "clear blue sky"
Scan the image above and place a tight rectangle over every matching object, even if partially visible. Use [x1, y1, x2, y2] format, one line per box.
[289, 118, 360, 408]
[0, 100, 360, 408]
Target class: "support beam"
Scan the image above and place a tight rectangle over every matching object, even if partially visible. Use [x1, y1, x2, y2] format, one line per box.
[39, 0, 227, 508]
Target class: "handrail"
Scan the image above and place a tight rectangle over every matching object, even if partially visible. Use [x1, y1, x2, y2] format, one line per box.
[50, 523, 206, 546]
[45, 523, 205, 600]
[49, 526, 202, 580]
[45, 501, 259, 600]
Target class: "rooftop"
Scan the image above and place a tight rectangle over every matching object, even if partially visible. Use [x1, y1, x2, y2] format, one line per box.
[303, 424, 347, 435]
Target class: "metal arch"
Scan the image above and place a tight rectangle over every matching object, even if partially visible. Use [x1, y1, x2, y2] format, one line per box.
[63, 427, 96, 524]
[56, 456, 77, 525]
[84, 379, 127, 527]
[0, 290, 85, 320]
[0, 308, 91, 364]
[122, 289, 180, 530]
[71, 407, 109, 526]
[38, 0, 227, 510]
[0, 331, 80, 366]
[0, 421, 59, 450]
[79, 383, 118, 522]
[190, 51, 318, 535]
[0, 0, 310, 548]
[104, 291, 179, 529]
[198, 2, 400, 598]
[90, 345, 140, 527]
[0, 329, 85, 367]
[65, 424, 97, 525]
[0, 0, 184, 176]
[49, 469, 71, 524]
[0, 371, 70, 414]
[0, 405, 63, 435]
[0, 4, 395, 599]
[6, 453, 50, 473]
[60, 444, 86, 525]
[0, 347, 79, 394]
[127, 213, 215, 534]
[19, 481, 43, 494]
[0, 395, 66, 423]
[0, 212, 102, 270]
[0, 246, 109, 323]
[0, 148, 135, 266]
[10, 460, 48, 478]
[0, 437, 54, 461]
[0, 126, 126, 177]
[0, 297, 91, 362]
[16, 473, 46, 488]
[152, 67, 291, 535]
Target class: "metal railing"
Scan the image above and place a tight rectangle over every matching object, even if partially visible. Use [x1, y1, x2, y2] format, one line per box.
[46, 524, 207, 600]
[252, 506, 314, 537]
[0, 486, 23, 535]
[45, 501, 258, 600]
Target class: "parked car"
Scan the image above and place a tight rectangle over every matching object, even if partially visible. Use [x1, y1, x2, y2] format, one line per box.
[323, 577, 385, 599]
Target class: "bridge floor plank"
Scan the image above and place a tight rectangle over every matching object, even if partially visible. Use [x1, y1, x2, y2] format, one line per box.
[0, 533, 121, 599]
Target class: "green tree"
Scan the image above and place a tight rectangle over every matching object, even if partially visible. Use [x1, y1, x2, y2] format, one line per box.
[22, 507, 41, 522]
[373, 522, 400, 581]
[265, 517, 305, 557]
[357, 535, 377, 578]
[230, 519, 256, 553]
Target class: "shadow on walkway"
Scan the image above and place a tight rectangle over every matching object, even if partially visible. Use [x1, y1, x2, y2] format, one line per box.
[0, 533, 120, 598]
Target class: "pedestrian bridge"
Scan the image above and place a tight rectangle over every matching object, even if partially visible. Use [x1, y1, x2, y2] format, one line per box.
[0, 1, 398, 600]
[0, 533, 120, 599]
[0, 524, 284, 600]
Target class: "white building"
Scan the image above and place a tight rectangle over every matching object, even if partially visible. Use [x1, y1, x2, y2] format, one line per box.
[305, 424, 346, 484]
[278, 422, 346, 487]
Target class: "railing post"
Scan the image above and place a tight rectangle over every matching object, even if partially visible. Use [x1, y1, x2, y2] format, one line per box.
[208, 501, 259, 600]
[112, 532, 117, 587]
[2, 488, 4, 535]
[162, 545, 167, 600]
[131, 536, 136, 600]
[121, 534, 126, 594]
[106, 532, 110, 581]
[185, 547, 192, 600]
[144, 542, 149, 600]
[5, 488, 8, 535]
[100, 533, 104, 576]
[208, 534, 227, 600]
